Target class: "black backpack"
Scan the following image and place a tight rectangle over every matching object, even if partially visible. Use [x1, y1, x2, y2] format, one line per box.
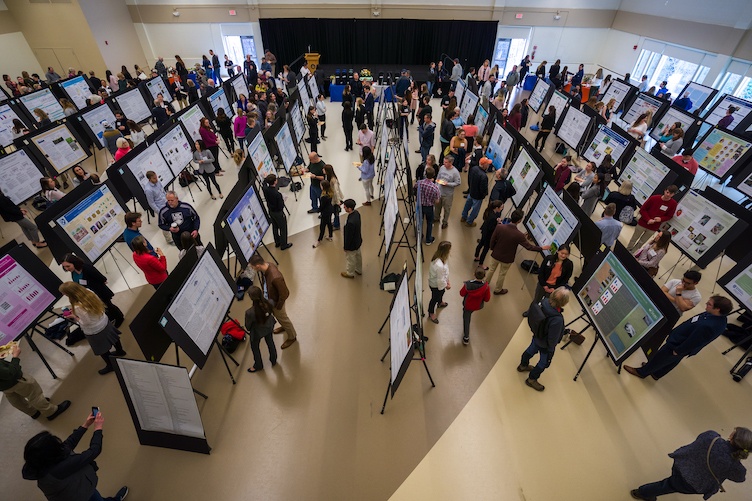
[526, 301, 557, 343]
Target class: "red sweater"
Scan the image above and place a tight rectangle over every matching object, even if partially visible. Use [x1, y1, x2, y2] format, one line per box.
[638, 195, 677, 231]
[460, 280, 491, 311]
[133, 252, 168, 285]
[199, 126, 218, 148]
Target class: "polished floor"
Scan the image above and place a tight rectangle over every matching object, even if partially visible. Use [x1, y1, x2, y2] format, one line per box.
[2, 89, 751, 500]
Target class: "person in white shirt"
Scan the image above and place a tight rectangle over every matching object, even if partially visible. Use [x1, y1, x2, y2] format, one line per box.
[427, 241, 451, 324]
[315, 94, 327, 140]
[637, 75, 649, 92]
[663, 270, 703, 315]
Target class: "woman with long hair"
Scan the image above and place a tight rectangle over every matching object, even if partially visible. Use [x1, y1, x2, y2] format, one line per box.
[428, 241, 452, 323]
[40, 177, 64, 203]
[11, 118, 29, 139]
[59, 98, 77, 117]
[198, 116, 222, 174]
[535, 105, 556, 152]
[120, 65, 132, 80]
[358, 146, 376, 205]
[532, 245, 573, 305]
[59, 282, 125, 374]
[628, 112, 649, 142]
[61, 253, 124, 327]
[234, 109, 247, 150]
[324, 164, 344, 230]
[132, 235, 167, 288]
[604, 180, 638, 225]
[634, 231, 671, 277]
[187, 79, 199, 104]
[175, 55, 188, 81]
[475, 201, 503, 268]
[193, 139, 222, 199]
[33, 108, 50, 127]
[354, 97, 366, 130]
[245, 286, 278, 373]
[214, 107, 235, 153]
[106, 69, 117, 90]
[307, 105, 319, 153]
[313, 180, 334, 248]
[127, 120, 145, 147]
[179, 231, 205, 260]
[596, 154, 616, 184]
[580, 173, 606, 215]
[342, 101, 354, 151]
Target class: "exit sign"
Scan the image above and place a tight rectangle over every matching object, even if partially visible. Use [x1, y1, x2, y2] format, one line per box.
[515, 13, 524, 19]
[229, 10, 237, 16]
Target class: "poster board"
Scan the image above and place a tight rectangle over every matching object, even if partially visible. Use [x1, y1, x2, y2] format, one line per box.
[523, 184, 580, 256]
[660, 189, 748, 269]
[572, 244, 673, 366]
[485, 121, 514, 171]
[274, 120, 299, 174]
[455, 78, 467, 110]
[617, 148, 678, 205]
[728, 163, 752, 199]
[509, 145, 543, 208]
[459, 91, 479, 125]
[704, 94, 752, 132]
[229, 73, 250, 102]
[177, 104, 205, 142]
[18, 88, 65, 123]
[27, 122, 90, 175]
[306, 74, 319, 101]
[390, 273, 414, 396]
[155, 121, 193, 176]
[77, 102, 117, 150]
[383, 155, 399, 258]
[289, 96, 306, 144]
[247, 130, 276, 180]
[114, 88, 152, 124]
[58, 75, 92, 110]
[475, 103, 490, 138]
[160, 245, 235, 369]
[206, 88, 234, 121]
[719, 252, 752, 312]
[0, 243, 62, 344]
[124, 142, 175, 197]
[583, 124, 634, 166]
[528, 79, 552, 114]
[0, 149, 46, 204]
[0, 101, 31, 148]
[546, 89, 570, 124]
[296, 78, 311, 112]
[599, 79, 634, 112]
[622, 92, 665, 125]
[676, 81, 717, 115]
[221, 181, 270, 267]
[114, 358, 210, 454]
[649, 106, 697, 142]
[144, 77, 172, 103]
[692, 126, 752, 181]
[555, 105, 592, 151]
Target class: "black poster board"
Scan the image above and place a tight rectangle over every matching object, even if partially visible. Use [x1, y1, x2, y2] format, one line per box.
[701, 187, 752, 264]
[675, 81, 718, 116]
[22, 121, 91, 177]
[54, 75, 94, 111]
[555, 105, 593, 152]
[507, 145, 545, 209]
[691, 125, 752, 182]
[74, 102, 118, 150]
[527, 78, 552, 115]
[507, 124, 555, 186]
[616, 148, 694, 205]
[649, 105, 698, 143]
[113, 87, 152, 125]
[718, 252, 752, 312]
[703, 94, 752, 133]
[599, 79, 636, 113]
[621, 92, 668, 127]
[523, 184, 581, 256]
[582, 123, 636, 168]
[388, 271, 414, 397]
[0, 99, 33, 148]
[562, 191, 601, 263]
[220, 181, 271, 268]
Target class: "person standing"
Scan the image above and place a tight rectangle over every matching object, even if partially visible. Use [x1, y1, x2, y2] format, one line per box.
[626, 185, 678, 251]
[61, 253, 125, 328]
[478, 60, 492, 82]
[418, 112, 436, 163]
[132, 236, 167, 289]
[22, 412, 129, 501]
[364, 86, 376, 130]
[209, 49, 222, 84]
[306, 106, 319, 153]
[663, 270, 703, 315]
[459, 268, 491, 345]
[245, 286, 277, 373]
[624, 295, 733, 380]
[315, 94, 327, 140]
[215, 108, 235, 153]
[672, 149, 699, 176]
[416, 167, 441, 245]
[505, 67, 520, 103]
[158, 191, 201, 249]
[525, 246, 573, 309]
[535, 105, 557, 152]
[356, 123, 375, 162]
[193, 140, 222, 200]
[313, 181, 334, 248]
[435, 155, 462, 229]
[341, 199, 362, 279]
[143, 171, 172, 243]
[630, 427, 751, 500]
[0, 193, 47, 248]
[428, 241, 452, 324]
[474, 200, 503, 268]
[518, 56, 531, 87]
[450, 58, 463, 89]
[324, 165, 344, 230]
[263, 174, 292, 250]
[1, 344, 71, 420]
[249, 255, 298, 349]
[461, 156, 491, 227]
[305, 152, 326, 213]
[595, 203, 623, 248]
[342, 102, 354, 151]
[357, 146, 376, 206]
[223, 55, 235, 77]
[198, 117, 222, 174]
[486, 209, 549, 295]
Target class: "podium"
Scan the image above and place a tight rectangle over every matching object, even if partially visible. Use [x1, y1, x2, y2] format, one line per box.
[305, 53, 320, 72]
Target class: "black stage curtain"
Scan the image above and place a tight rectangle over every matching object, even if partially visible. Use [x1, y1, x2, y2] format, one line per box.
[259, 18, 498, 69]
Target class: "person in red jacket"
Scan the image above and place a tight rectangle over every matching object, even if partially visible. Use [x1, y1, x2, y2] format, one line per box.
[627, 185, 678, 252]
[553, 158, 572, 193]
[460, 268, 491, 345]
[132, 235, 168, 289]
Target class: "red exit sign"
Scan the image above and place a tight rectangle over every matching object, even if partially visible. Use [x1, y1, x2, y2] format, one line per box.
[515, 13, 524, 19]
[229, 10, 237, 16]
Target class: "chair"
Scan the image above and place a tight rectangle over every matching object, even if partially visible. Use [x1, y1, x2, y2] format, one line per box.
[378, 72, 384, 85]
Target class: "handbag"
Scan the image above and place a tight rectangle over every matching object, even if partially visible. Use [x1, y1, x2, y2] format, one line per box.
[707, 436, 727, 493]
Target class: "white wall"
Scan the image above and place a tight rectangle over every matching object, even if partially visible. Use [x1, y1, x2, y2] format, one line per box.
[0, 32, 43, 80]
[79, 0, 147, 73]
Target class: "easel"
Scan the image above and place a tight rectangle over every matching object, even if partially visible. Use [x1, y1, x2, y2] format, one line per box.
[174, 312, 242, 385]
[558, 309, 624, 381]
[101, 246, 140, 290]
[21, 310, 76, 379]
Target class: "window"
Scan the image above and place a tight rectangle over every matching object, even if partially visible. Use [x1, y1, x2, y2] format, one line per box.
[632, 41, 713, 97]
[734, 77, 752, 101]
[492, 38, 527, 78]
[719, 73, 743, 96]
[223, 35, 258, 71]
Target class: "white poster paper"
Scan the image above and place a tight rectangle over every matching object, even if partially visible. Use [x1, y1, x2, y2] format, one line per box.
[725, 262, 752, 311]
[307, 75, 319, 101]
[231, 74, 250, 102]
[525, 185, 578, 256]
[247, 131, 275, 179]
[455, 79, 466, 110]
[486, 122, 514, 171]
[178, 105, 205, 142]
[619, 148, 672, 205]
[704, 95, 752, 129]
[623, 93, 663, 125]
[547, 90, 570, 125]
[680, 82, 714, 114]
[297, 79, 311, 112]
[20, 88, 65, 122]
[81, 104, 117, 149]
[226, 184, 269, 262]
[460, 91, 479, 124]
[274, 121, 297, 173]
[390, 277, 412, 385]
[735, 169, 752, 198]
[0, 150, 43, 204]
[145, 77, 172, 103]
[509, 148, 541, 208]
[31, 124, 88, 173]
[475, 104, 489, 137]
[0, 102, 27, 147]
[156, 125, 193, 173]
[126, 143, 174, 189]
[0, 254, 56, 344]
[583, 125, 632, 165]
[528, 79, 551, 113]
[208, 88, 233, 119]
[649, 107, 696, 142]
[557, 106, 591, 149]
[290, 103, 306, 144]
[115, 88, 151, 123]
[600, 80, 631, 112]
[59, 76, 91, 110]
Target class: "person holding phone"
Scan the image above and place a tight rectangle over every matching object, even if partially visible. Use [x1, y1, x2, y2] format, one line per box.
[23, 410, 129, 500]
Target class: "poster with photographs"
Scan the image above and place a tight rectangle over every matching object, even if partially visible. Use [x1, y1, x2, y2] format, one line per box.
[693, 128, 752, 180]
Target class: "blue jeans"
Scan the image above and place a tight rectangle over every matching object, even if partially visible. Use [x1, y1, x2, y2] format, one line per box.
[420, 144, 431, 162]
[89, 489, 119, 501]
[427, 81, 434, 95]
[422, 205, 434, 243]
[310, 184, 322, 210]
[637, 466, 697, 497]
[520, 339, 550, 380]
[461, 196, 483, 224]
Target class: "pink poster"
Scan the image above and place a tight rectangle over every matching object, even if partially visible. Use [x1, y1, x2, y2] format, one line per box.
[0, 255, 56, 344]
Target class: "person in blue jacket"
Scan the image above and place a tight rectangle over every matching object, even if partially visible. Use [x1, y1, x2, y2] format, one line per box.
[625, 295, 732, 380]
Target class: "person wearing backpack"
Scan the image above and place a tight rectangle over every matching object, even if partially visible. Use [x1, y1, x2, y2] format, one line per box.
[604, 180, 639, 226]
[518, 287, 570, 391]
[459, 268, 491, 345]
[489, 167, 516, 204]
[595, 203, 623, 248]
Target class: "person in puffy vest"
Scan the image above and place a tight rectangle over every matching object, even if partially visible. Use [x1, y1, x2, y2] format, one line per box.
[459, 268, 491, 346]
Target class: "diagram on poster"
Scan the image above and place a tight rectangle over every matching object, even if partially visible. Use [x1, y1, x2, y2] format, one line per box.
[693, 128, 752, 179]
[59, 76, 91, 110]
[583, 125, 631, 165]
[20, 88, 65, 122]
[623, 93, 663, 125]
[55, 184, 127, 262]
[225, 183, 270, 263]
[390, 276, 412, 387]
[247, 132, 275, 179]
[649, 107, 695, 142]
[0, 150, 44, 204]
[178, 105, 205, 142]
[274, 121, 298, 173]
[115, 88, 151, 123]
[524, 185, 579, 255]
[486, 122, 514, 170]
[31, 124, 88, 173]
[156, 124, 193, 173]
[81, 104, 117, 149]
[619, 148, 672, 205]
[460, 91, 479, 124]
[0, 254, 57, 344]
[208, 88, 233, 119]
[0, 102, 27, 147]
[127, 143, 174, 189]
[145, 77, 172, 102]
[556, 106, 590, 149]
[509, 147, 541, 208]
[528, 79, 551, 113]
[600, 80, 631, 111]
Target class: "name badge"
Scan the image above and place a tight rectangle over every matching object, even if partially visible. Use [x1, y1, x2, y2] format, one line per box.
[691, 315, 699, 323]
[79, 279, 87, 286]
[659, 205, 668, 211]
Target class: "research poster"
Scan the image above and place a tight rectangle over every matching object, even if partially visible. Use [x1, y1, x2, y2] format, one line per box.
[557, 106, 590, 149]
[20, 88, 65, 122]
[736, 169, 752, 198]
[390, 276, 412, 386]
[486, 122, 514, 170]
[724, 261, 752, 311]
[31, 124, 88, 173]
[208, 88, 233, 119]
[460, 91, 479, 124]
[0, 149, 43, 204]
[661, 190, 738, 263]
[274, 121, 297, 173]
[528, 79, 550, 113]
[680, 82, 714, 114]
[383, 168, 399, 253]
[600, 80, 631, 111]
[649, 107, 695, 142]
[577, 252, 663, 363]
[145, 77, 172, 103]
[55, 184, 127, 262]
[81, 104, 117, 149]
[115, 89, 151, 123]
[525, 185, 578, 256]
[693, 128, 752, 179]
[0, 254, 57, 344]
[306, 75, 319, 101]
[0, 102, 26, 147]
[297, 79, 311, 112]
[475, 104, 489, 137]
[705, 95, 752, 128]
[231, 75, 250, 102]
[178, 105, 204, 142]
[247, 132, 275, 179]
[547, 90, 570, 124]
[226, 184, 269, 262]
[59, 76, 90, 110]
[584, 125, 631, 165]
[623, 94, 663, 125]
[116, 359, 205, 439]
[455, 79, 466, 110]
[509, 148, 541, 208]
[156, 125, 193, 174]
[290, 102, 306, 144]
[127, 143, 174, 189]
[166, 251, 234, 356]
[619, 148, 672, 205]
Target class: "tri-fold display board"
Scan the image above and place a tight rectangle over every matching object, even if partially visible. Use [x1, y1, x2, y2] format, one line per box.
[523, 184, 580, 256]
[0, 148, 46, 204]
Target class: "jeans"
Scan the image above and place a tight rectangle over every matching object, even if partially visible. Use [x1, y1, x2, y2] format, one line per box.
[236, 136, 245, 151]
[462, 310, 474, 340]
[521, 339, 550, 380]
[420, 143, 431, 162]
[461, 196, 483, 224]
[427, 81, 434, 95]
[637, 466, 698, 498]
[428, 286, 445, 314]
[310, 184, 322, 210]
[332, 205, 341, 229]
[422, 205, 435, 243]
[251, 333, 277, 370]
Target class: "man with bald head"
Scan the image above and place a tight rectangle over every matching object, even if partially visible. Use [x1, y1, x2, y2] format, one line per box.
[307, 152, 326, 213]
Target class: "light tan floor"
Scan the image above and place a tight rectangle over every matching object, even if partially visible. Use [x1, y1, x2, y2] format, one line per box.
[2, 89, 751, 500]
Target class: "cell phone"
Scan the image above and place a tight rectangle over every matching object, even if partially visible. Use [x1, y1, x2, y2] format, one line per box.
[92, 406, 99, 417]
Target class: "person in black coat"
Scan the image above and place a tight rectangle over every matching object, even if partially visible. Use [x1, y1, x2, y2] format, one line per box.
[474, 200, 503, 267]
[342, 102, 354, 151]
[531, 245, 573, 305]
[0, 193, 47, 247]
[262, 174, 291, 250]
[489, 168, 516, 204]
[461, 157, 491, 226]
[61, 253, 125, 327]
[341, 199, 362, 278]
[535, 105, 557, 152]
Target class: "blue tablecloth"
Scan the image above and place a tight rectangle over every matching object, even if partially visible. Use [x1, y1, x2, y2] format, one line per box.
[330, 84, 345, 102]
[523, 75, 537, 91]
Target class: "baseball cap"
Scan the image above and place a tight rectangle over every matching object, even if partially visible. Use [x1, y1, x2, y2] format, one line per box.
[480, 157, 493, 167]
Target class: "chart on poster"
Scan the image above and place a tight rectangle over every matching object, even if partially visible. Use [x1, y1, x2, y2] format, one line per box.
[115, 88, 151, 123]
[274, 121, 297, 173]
[0, 102, 25, 147]
[156, 125, 193, 173]
[247, 132, 275, 179]
[127, 143, 174, 189]
[525, 185, 579, 256]
[600, 80, 631, 112]
[225, 183, 269, 262]
[0, 149, 44, 204]
[30, 124, 88, 173]
[81, 104, 117, 149]
[178, 105, 205, 141]
[55, 184, 127, 262]
[583, 125, 631, 165]
[19, 88, 65, 122]
[693, 128, 752, 179]
[486, 122, 514, 170]
[619, 148, 672, 205]
[556, 106, 591, 149]
[208, 88, 233, 119]
[509, 147, 541, 208]
[166, 251, 234, 355]
[59, 76, 91, 110]
[0, 254, 57, 344]
[145, 77, 172, 103]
